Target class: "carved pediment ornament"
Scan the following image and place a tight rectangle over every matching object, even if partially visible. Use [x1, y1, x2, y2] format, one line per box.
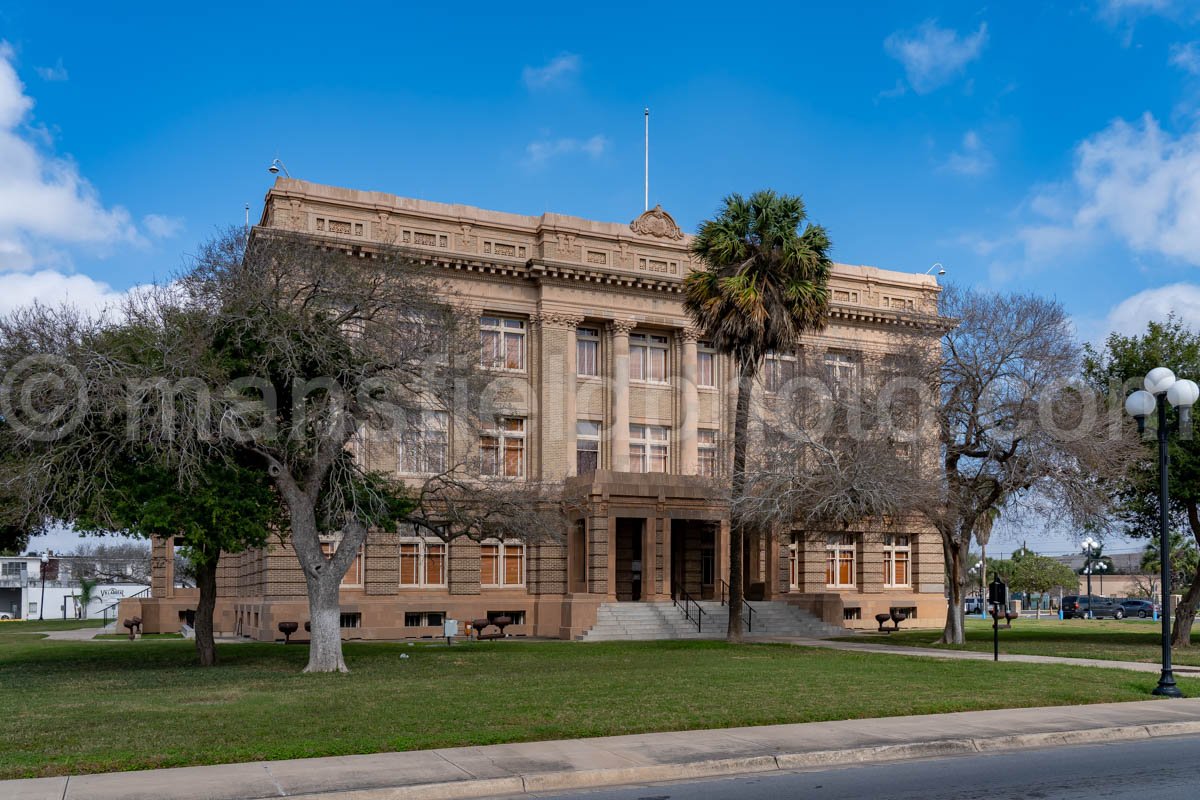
[630, 205, 684, 240]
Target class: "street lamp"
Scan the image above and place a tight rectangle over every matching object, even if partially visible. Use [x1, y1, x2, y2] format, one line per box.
[1125, 366, 1199, 698]
[38, 552, 48, 621]
[1081, 536, 1100, 619]
[267, 158, 291, 178]
[1096, 561, 1108, 595]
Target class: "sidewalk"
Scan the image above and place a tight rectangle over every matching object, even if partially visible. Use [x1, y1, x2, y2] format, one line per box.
[750, 635, 1200, 675]
[9, 698, 1200, 800]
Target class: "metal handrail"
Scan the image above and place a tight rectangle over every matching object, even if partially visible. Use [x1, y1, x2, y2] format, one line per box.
[673, 589, 706, 633]
[100, 587, 151, 627]
[718, 579, 756, 633]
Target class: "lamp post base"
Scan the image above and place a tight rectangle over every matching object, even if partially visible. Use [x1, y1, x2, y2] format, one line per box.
[1153, 671, 1183, 698]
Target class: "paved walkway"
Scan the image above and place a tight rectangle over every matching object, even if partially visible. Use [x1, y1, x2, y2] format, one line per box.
[9, 699, 1200, 800]
[42, 626, 103, 641]
[749, 635, 1200, 676]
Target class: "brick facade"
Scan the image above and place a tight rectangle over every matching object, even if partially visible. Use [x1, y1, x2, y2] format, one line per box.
[134, 179, 953, 639]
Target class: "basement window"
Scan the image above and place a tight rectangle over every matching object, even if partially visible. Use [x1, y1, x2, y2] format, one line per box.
[339, 613, 361, 629]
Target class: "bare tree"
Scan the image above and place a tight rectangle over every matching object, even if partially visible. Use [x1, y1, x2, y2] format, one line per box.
[2, 227, 571, 672]
[60, 541, 152, 585]
[736, 351, 933, 533]
[928, 287, 1139, 644]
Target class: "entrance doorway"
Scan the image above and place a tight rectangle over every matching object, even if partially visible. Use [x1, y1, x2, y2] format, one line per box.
[615, 519, 645, 601]
[671, 520, 716, 600]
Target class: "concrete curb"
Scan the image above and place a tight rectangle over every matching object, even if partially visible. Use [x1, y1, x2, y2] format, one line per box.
[283, 721, 1200, 800]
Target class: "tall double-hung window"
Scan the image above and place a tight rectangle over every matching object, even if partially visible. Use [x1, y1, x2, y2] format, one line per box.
[480, 417, 526, 478]
[480, 315, 526, 371]
[630, 333, 669, 383]
[630, 424, 669, 473]
[825, 534, 856, 588]
[577, 326, 600, 377]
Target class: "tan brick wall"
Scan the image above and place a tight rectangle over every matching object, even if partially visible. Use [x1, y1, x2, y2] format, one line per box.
[529, 542, 567, 594]
[366, 529, 400, 595]
[449, 538, 482, 595]
[264, 540, 307, 599]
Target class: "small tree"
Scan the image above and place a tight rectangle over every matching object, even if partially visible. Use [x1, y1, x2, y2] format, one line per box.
[75, 577, 98, 619]
[1008, 550, 1079, 618]
[1084, 316, 1200, 646]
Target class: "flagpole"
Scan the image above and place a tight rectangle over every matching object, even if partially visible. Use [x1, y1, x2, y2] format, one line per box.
[644, 107, 649, 211]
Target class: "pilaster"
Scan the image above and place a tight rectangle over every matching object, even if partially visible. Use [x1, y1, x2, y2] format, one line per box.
[680, 327, 701, 474]
[610, 320, 634, 472]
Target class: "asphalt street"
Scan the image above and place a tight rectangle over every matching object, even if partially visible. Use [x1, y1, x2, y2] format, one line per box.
[518, 733, 1200, 800]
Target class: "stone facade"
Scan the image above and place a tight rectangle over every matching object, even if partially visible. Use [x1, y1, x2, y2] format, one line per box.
[133, 178, 952, 639]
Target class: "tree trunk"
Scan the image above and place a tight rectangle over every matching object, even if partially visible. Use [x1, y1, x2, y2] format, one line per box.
[940, 534, 969, 644]
[726, 357, 756, 643]
[305, 570, 347, 673]
[192, 551, 219, 667]
[1176, 504, 1200, 648]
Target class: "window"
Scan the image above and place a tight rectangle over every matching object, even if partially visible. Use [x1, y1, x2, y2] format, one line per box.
[700, 548, 715, 587]
[883, 535, 911, 587]
[1, 562, 27, 577]
[764, 351, 798, 393]
[577, 420, 601, 474]
[339, 612, 361, 629]
[399, 410, 448, 474]
[788, 534, 800, 589]
[480, 315, 526, 371]
[487, 610, 526, 625]
[577, 327, 600, 377]
[399, 538, 447, 587]
[698, 342, 716, 388]
[630, 424, 669, 473]
[824, 351, 857, 396]
[698, 429, 718, 477]
[826, 533, 856, 588]
[630, 332, 669, 383]
[480, 417, 525, 477]
[481, 542, 526, 586]
[320, 541, 363, 587]
[404, 611, 445, 627]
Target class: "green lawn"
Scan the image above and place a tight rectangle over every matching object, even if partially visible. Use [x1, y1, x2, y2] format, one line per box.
[841, 617, 1200, 665]
[2, 620, 1197, 780]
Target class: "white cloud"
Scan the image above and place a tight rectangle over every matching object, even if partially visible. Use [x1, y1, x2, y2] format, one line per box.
[34, 58, 67, 82]
[0, 41, 140, 271]
[943, 130, 994, 176]
[523, 134, 609, 167]
[1018, 113, 1200, 266]
[884, 20, 988, 94]
[1098, 0, 1177, 21]
[1100, 283, 1200, 337]
[1170, 41, 1200, 74]
[521, 53, 581, 91]
[0, 269, 149, 317]
[142, 213, 183, 239]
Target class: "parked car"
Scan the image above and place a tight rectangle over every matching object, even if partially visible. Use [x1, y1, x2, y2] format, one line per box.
[1118, 599, 1158, 618]
[964, 597, 984, 614]
[1062, 595, 1124, 619]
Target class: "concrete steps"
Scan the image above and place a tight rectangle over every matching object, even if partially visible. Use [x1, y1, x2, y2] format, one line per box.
[578, 600, 845, 641]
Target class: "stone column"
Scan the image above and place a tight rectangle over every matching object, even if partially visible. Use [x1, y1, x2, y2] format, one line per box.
[661, 518, 673, 599]
[680, 327, 701, 474]
[716, 518, 731, 594]
[642, 516, 658, 600]
[537, 312, 582, 479]
[610, 320, 634, 472]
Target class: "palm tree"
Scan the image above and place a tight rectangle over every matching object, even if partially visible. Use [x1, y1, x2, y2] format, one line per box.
[684, 190, 832, 642]
[77, 577, 98, 620]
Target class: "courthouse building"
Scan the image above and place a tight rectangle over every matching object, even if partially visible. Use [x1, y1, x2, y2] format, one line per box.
[131, 179, 951, 640]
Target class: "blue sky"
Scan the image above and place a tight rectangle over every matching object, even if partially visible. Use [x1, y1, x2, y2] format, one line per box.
[4, 0, 1200, 555]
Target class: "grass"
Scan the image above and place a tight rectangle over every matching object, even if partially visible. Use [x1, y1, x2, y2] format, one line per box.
[2, 620, 1198, 780]
[839, 617, 1200, 666]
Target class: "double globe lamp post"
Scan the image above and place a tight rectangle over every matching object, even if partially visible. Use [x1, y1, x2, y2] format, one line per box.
[1125, 367, 1199, 698]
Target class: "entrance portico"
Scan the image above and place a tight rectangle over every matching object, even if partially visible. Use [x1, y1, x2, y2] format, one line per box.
[565, 470, 730, 604]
